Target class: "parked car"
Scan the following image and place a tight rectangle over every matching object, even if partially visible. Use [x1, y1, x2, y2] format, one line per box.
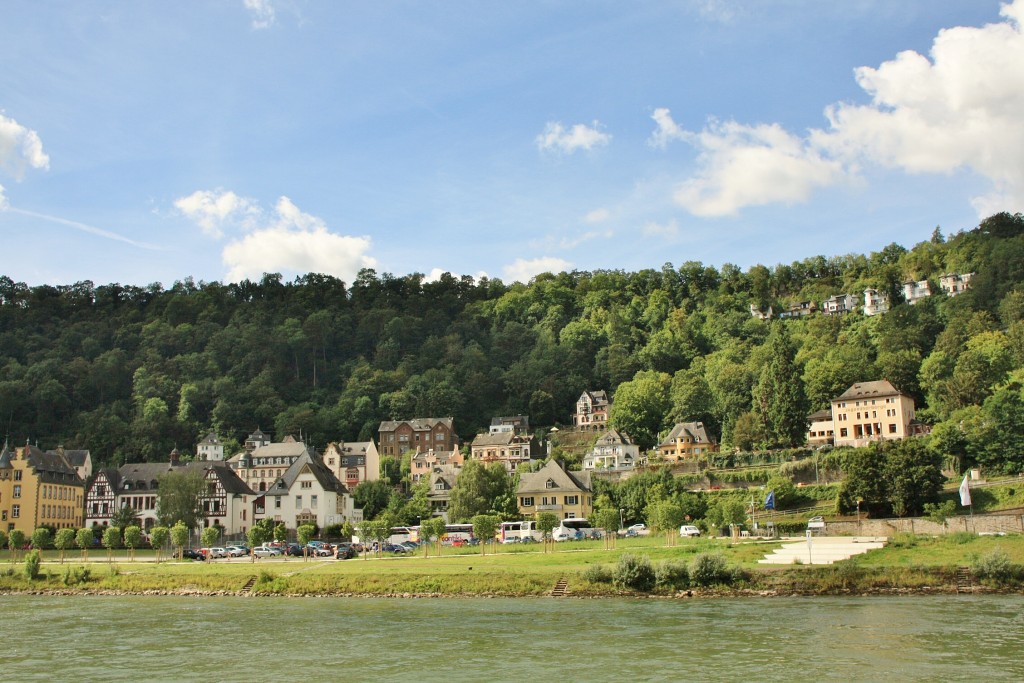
[679, 525, 701, 537]
[307, 544, 333, 557]
[627, 523, 648, 535]
[209, 547, 229, 559]
[181, 548, 204, 561]
[253, 546, 282, 558]
[225, 545, 248, 557]
[501, 536, 521, 544]
[284, 544, 304, 557]
[335, 543, 356, 560]
[384, 543, 411, 554]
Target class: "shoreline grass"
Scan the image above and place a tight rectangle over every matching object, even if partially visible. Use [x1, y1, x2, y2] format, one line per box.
[4, 534, 1024, 597]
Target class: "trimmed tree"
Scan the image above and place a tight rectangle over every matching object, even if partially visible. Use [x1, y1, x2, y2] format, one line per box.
[75, 527, 93, 561]
[471, 514, 500, 556]
[246, 522, 272, 563]
[201, 526, 221, 560]
[537, 512, 559, 554]
[296, 524, 316, 561]
[170, 521, 189, 561]
[420, 517, 446, 558]
[8, 529, 26, 562]
[150, 526, 169, 563]
[593, 508, 620, 550]
[102, 526, 121, 563]
[123, 525, 142, 561]
[32, 527, 52, 554]
[54, 528, 76, 564]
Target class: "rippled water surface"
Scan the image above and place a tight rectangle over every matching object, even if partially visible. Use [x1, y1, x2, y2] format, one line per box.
[1, 594, 1022, 682]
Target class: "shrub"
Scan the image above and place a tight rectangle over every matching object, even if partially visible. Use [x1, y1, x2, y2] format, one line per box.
[613, 553, 656, 592]
[582, 563, 613, 584]
[655, 560, 689, 590]
[62, 566, 91, 586]
[890, 532, 917, 549]
[973, 548, 1018, 585]
[947, 532, 975, 545]
[24, 550, 41, 581]
[690, 553, 730, 586]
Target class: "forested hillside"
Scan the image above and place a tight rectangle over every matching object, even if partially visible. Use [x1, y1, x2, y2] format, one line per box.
[1, 212, 1023, 473]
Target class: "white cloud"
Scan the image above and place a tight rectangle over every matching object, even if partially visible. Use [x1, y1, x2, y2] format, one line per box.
[583, 207, 611, 223]
[221, 196, 376, 282]
[174, 189, 260, 238]
[673, 120, 846, 217]
[243, 0, 276, 29]
[642, 219, 679, 238]
[815, 0, 1024, 215]
[669, 0, 1024, 217]
[535, 121, 611, 154]
[0, 184, 6, 210]
[648, 108, 691, 149]
[502, 257, 572, 283]
[0, 113, 49, 181]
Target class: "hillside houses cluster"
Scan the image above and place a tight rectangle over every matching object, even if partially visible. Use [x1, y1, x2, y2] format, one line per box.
[1, 376, 928, 539]
[750, 272, 974, 320]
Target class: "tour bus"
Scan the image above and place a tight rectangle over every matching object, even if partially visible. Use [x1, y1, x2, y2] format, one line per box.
[553, 518, 599, 541]
[499, 520, 542, 543]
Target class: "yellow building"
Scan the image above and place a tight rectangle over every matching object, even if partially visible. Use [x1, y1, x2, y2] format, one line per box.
[0, 443, 85, 535]
[516, 460, 593, 520]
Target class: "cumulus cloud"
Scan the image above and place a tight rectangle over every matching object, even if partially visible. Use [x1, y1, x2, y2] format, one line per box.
[243, 0, 276, 29]
[583, 207, 611, 223]
[648, 108, 691, 149]
[0, 113, 49, 181]
[667, 0, 1024, 217]
[535, 121, 611, 154]
[221, 196, 376, 282]
[503, 256, 572, 283]
[642, 219, 679, 238]
[176, 189, 376, 282]
[174, 189, 259, 238]
[673, 120, 847, 217]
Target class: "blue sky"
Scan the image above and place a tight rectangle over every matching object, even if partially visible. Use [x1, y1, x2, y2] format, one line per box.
[1, 1, 1021, 287]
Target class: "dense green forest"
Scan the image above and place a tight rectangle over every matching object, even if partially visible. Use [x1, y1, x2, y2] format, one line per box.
[2, 212, 1023, 475]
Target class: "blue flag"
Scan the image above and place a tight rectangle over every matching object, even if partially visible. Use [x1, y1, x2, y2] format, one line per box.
[764, 490, 775, 510]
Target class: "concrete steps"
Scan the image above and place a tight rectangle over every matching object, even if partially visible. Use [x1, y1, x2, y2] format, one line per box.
[759, 537, 887, 565]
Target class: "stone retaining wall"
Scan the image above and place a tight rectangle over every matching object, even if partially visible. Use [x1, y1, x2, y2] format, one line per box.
[826, 513, 1024, 537]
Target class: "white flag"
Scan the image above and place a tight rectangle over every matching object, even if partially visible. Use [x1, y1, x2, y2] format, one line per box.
[959, 474, 971, 507]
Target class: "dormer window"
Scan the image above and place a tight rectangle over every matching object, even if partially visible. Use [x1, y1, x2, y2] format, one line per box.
[545, 479, 556, 489]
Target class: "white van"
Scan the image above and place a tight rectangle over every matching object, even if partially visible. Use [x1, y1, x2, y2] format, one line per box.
[679, 525, 701, 537]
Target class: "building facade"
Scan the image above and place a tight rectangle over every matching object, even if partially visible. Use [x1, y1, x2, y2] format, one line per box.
[516, 460, 592, 520]
[582, 429, 642, 471]
[378, 418, 457, 457]
[656, 422, 717, 461]
[322, 440, 380, 491]
[573, 391, 610, 431]
[0, 444, 85, 534]
[830, 380, 917, 448]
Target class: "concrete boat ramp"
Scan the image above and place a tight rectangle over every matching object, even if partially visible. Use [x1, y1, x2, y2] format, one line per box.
[758, 536, 887, 565]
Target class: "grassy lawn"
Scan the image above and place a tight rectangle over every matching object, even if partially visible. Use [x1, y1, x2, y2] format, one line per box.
[5, 533, 1024, 595]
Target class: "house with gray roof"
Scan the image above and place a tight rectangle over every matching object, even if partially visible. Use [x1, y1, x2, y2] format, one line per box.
[378, 417, 457, 457]
[516, 460, 592, 520]
[582, 429, 642, 471]
[263, 450, 360, 529]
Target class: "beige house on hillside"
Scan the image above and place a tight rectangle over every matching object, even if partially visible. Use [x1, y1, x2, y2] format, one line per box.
[830, 380, 916, 448]
[516, 460, 592, 520]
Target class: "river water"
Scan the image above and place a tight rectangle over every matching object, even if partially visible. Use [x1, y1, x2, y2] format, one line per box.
[1, 594, 1020, 682]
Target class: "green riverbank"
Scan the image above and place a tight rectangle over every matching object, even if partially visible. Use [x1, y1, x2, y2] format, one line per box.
[3, 533, 1023, 598]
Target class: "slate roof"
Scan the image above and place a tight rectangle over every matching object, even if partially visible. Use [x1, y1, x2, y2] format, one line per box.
[594, 429, 634, 446]
[659, 422, 713, 446]
[834, 380, 903, 401]
[517, 460, 591, 494]
[264, 451, 347, 498]
[6, 445, 85, 486]
[378, 417, 454, 432]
